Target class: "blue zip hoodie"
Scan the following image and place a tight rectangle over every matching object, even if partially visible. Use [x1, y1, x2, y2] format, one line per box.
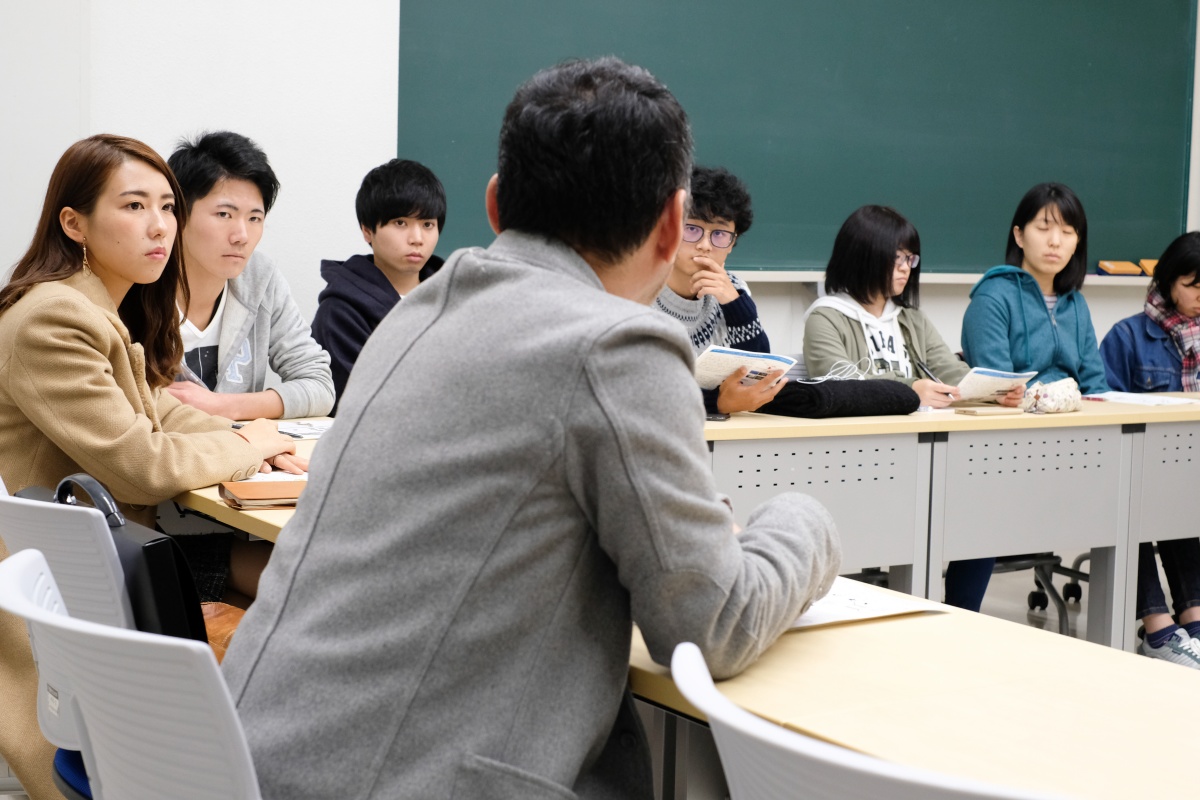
[961, 265, 1110, 394]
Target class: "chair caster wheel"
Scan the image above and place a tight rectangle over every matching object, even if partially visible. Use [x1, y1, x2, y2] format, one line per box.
[1027, 590, 1048, 611]
[1063, 583, 1082, 603]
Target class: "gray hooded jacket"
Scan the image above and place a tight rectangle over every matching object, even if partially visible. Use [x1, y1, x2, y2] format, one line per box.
[178, 251, 334, 418]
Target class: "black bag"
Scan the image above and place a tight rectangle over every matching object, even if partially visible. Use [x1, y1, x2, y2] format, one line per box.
[761, 378, 921, 418]
[16, 474, 207, 642]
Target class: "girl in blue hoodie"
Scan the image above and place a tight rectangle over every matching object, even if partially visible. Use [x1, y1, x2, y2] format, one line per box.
[961, 183, 1109, 395]
[955, 184, 1109, 613]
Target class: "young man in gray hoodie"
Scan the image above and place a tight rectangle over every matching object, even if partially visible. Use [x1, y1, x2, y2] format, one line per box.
[166, 131, 334, 422]
[222, 58, 841, 800]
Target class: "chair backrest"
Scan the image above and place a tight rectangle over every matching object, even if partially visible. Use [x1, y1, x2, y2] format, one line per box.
[670, 642, 1060, 800]
[0, 550, 261, 800]
[0, 490, 133, 630]
[0, 489, 132, 750]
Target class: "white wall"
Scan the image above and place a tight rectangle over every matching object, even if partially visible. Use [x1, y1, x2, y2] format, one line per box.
[0, 0, 400, 320]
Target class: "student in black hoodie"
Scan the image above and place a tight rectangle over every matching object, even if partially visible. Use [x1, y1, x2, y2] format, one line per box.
[313, 159, 446, 413]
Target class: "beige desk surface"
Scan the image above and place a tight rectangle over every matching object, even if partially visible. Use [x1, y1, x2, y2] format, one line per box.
[630, 582, 1200, 799]
[704, 396, 1200, 440]
[172, 437, 316, 543]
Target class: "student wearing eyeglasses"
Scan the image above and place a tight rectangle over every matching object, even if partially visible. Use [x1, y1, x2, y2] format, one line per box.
[653, 165, 786, 413]
[804, 205, 1020, 612]
[807, 205, 982, 409]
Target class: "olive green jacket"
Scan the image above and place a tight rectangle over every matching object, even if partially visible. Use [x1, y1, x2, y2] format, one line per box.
[803, 303, 969, 386]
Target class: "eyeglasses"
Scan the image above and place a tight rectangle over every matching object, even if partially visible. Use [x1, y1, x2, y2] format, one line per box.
[895, 251, 920, 270]
[682, 224, 736, 249]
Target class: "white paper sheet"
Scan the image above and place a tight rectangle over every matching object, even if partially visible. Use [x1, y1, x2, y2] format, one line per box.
[1085, 391, 1199, 406]
[790, 576, 940, 630]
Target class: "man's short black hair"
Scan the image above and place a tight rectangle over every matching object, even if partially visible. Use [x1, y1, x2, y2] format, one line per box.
[688, 166, 752, 236]
[356, 159, 447, 233]
[168, 131, 280, 213]
[1005, 182, 1089, 295]
[496, 57, 693, 265]
[825, 205, 922, 308]
[1150, 231, 1200, 312]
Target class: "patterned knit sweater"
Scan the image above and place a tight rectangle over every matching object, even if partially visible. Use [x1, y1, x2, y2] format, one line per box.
[653, 273, 770, 355]
[653, 273, 771, 412]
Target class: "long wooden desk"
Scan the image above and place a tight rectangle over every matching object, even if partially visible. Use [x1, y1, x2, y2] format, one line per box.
[630, 581, 1200, 800]
[174, 408, 1200, 796]
[176, 401, 1200, 648]
[704, 399, 1200, 648]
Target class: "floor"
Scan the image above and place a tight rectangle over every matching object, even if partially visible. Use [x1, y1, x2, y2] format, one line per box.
[0, 555, 1117, 799]
[975, 555, 1090, 639]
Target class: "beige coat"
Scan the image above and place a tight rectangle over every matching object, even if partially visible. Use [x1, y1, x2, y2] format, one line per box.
[0, 270, 261, 798]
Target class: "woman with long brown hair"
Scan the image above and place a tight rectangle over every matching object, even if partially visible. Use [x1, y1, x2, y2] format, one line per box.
[0, 134, 301, 797]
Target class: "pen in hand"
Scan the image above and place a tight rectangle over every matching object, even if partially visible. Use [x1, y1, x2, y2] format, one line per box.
[915, 360, 958, 401]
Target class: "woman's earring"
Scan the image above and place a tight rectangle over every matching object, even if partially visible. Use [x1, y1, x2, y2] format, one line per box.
[81, 239, 91, 274]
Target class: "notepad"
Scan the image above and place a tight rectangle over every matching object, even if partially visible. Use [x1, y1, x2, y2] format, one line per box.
[219, 480, 307, 509]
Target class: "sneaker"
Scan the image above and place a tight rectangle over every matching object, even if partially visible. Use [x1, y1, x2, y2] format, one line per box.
[1139, 628, 1200, 669]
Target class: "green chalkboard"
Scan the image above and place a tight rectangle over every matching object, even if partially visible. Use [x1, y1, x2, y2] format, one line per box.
[399, 1, 1195, 273]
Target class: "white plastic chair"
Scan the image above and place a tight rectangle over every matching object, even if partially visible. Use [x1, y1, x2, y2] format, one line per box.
[0, 485, 133, 752]
[0, 550, 261, 800]
[670, 642, 1061, 800]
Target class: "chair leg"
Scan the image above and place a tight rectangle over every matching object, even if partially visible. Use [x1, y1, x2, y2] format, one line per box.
[1034, 563, 1071, 636]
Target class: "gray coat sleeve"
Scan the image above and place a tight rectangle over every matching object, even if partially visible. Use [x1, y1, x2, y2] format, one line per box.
[568, 315, 841, 679]
[262, 266, 335, 418]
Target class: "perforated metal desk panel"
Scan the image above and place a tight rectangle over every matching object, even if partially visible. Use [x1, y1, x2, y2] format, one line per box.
[703, 401, 1200, 648]
[711, 433, 928, 578]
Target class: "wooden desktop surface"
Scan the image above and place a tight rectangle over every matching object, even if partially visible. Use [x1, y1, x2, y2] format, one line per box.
[703, 396, 1200, 441]
[173, 437, 318, 543]
[175, 399, 1200, 541]
[630, 581, 1200, 800]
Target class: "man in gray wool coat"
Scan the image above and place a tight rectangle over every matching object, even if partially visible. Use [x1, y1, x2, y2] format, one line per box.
[221, 56, 841, 800]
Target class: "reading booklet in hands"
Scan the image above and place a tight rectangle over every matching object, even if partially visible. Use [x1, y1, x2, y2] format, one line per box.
[694, 346, 797, 391]
[955, 367, 1037, 402]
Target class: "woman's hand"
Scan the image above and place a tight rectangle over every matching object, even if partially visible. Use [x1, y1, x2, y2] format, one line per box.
[912, 378, 960, 408]
[997, 385, 1026, 408]
[259, 452, 308, 474]
[717, 368, 787, 414]
[233, 418, 298, 463]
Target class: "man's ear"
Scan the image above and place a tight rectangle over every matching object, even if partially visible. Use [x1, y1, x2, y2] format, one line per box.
[652, 188, 687, 265]
[361, 224, 374, 247]
[485, 174, 502, 235]
[59, 207, 86, 244]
